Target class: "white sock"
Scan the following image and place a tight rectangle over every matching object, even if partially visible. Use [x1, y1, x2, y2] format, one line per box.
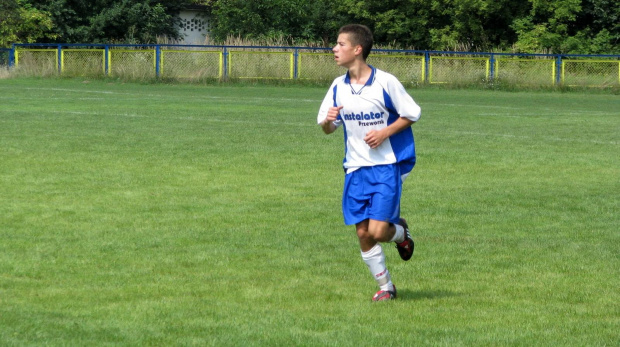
[389, 223, 405, 243]
[361, 244, 394, 292]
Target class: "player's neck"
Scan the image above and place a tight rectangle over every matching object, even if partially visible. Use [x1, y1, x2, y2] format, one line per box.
[348, 62, 371, 85]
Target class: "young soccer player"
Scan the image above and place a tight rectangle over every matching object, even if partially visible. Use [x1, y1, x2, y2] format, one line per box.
[317, 24, 421, 301]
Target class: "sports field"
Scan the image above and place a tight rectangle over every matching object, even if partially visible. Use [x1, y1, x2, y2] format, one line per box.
[1, 79, 618, 346]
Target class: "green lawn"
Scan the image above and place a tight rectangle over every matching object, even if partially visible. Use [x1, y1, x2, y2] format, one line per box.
[0, 78, 618, 346]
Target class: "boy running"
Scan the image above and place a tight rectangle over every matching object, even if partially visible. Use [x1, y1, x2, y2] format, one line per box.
[317, 24, 421, 301]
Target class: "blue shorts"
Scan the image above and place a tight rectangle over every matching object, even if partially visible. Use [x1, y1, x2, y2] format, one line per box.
[342, 164, 402, 225]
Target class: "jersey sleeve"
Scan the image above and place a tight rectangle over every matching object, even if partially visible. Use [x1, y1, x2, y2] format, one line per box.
[317, 78, 343, 127]
[384, 74, 421, 123]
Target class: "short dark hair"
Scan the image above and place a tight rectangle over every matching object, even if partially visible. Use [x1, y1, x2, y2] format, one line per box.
[338, 24, 373, 60]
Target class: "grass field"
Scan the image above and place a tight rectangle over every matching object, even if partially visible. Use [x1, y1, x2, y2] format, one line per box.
[0, 78, 618, 346]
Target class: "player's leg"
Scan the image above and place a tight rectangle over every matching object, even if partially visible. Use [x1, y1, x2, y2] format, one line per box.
[366, 218, 400, 243]
[364, 164, 414, 261]
[394, 218, 414, 261]
[343, 167, 403, 300]
[357, 219, 397, 301]
[364, 218, 413, 260]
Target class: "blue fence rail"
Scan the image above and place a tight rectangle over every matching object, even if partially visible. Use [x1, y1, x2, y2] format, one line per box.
[5, 43, 620, 86]
[0, 48, 12, 68]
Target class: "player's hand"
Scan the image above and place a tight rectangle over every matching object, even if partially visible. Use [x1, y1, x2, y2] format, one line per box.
[325, 106, 343, 123]
[364, 129, 387, 149]
[321, 106, 342, 134]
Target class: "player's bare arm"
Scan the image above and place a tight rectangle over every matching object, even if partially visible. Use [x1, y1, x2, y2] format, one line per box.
[364, 117, 414, 149]
[321, 105, 343, 134]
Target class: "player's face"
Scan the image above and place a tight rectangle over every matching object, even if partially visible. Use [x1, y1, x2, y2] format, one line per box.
[333, 33, 359, 68]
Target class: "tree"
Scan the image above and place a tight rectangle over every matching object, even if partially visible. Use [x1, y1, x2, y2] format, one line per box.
[569, 0, 619, 53]
[4, 0, 619, 53]
[331, 0, 434, 49]
[0, 0, 56, 46]
[208, 0, 344, 45]
[24, 0, 189, 44]
[511, 0, 582, 52]
[88, 2, 179, 43]
[426, 0, 530, 51]
[329, 0, 531, 51]
[511, 0, 619, 53]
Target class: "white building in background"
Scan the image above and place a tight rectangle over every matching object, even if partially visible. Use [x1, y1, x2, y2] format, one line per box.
[176, 5, 211, 45]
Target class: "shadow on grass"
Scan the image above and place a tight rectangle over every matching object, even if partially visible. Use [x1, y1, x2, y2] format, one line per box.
[397, 289, 459, 301]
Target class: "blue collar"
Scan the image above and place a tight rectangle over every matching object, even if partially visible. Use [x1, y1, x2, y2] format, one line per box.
[344, 65, 376, 86]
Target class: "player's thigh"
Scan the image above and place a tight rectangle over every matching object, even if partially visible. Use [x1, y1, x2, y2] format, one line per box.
[342, 170, 371, 225]
[367, 165, 402, 223]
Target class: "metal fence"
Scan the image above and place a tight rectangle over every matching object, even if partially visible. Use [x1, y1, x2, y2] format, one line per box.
[0, 48, 10, 69]
[6, 43, 620, 87]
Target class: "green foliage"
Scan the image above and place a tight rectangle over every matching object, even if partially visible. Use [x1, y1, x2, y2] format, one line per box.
[0, 0, 57, 47]
[206, 0, 618, 52]
[511, 0, 581, 52]
[2, 0, 619, 52]
[512, 0, 619, 53]
[208, 0, 344, 45]
[431, 0, 530, 51]
[317, 0, 532, 51]
[19, 0, 188, 44]
[576, 0, 620, 53]
[88, 2, 177, 43]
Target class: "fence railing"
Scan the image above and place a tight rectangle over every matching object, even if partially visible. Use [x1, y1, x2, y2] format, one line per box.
[4, 43, 620, 87]
[0, 48, 11, 68]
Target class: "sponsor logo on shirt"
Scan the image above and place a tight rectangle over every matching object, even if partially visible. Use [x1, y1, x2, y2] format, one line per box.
[343, 111, 386, 126]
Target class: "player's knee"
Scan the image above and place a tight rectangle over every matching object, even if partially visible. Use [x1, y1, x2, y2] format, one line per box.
[367, 222, 390, 242]
[356, 228, 372, 242]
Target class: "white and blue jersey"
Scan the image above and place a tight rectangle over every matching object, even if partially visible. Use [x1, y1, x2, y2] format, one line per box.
[317, 66, 421, 177]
